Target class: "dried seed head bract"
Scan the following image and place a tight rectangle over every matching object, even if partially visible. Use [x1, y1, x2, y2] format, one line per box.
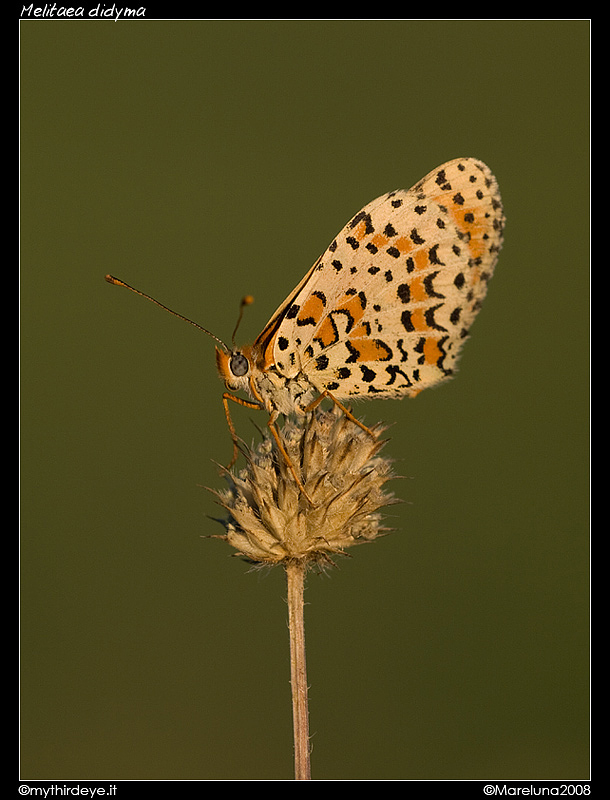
[209, 406, 400, 568]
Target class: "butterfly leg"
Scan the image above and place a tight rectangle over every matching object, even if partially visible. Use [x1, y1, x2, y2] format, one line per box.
[266, 411, 314, 506]
[222, 392, 264, 469]
[222, 392, 314, 504]
[304, 390, 378, 439]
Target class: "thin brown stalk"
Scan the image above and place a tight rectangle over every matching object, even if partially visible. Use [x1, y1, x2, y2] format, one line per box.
[212, 408, 397, 778]
[286, 559, 311, 781]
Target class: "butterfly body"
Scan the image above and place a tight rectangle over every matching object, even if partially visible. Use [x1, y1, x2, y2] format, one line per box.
[106, 158, 504, 501]
[215, 344, 318, 418]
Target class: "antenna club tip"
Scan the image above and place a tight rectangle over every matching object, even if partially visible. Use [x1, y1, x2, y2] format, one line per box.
[242, 295, 255, 306]
[105, 274, 121, 285]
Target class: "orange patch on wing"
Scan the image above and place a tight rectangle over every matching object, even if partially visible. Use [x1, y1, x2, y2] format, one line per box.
[336, 293, 366, 326]
[350, 322, 369, 338]
[412, 249, 429, 271]
[423, 337, 443, 365]
[408, 276, 429, 303]
[448, 204, 487, 260]
[297, 292, 325, 324]
[370, 232, 389, 248]
[315, 316, 338, 348]
[348, 337, 392, 362]
[394, 236, 412, 254]
[354, 219, 370, 241]
[409, 308, 430, 332]
[465, 234, 487, 262]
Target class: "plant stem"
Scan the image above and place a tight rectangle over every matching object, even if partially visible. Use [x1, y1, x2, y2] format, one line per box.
[286, 559, 311, 780]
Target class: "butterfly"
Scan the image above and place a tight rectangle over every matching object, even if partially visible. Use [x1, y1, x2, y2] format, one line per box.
[107, 157, 504, 501]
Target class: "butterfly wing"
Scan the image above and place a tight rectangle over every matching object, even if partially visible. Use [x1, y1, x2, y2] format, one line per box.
[257, 158, 504, 400]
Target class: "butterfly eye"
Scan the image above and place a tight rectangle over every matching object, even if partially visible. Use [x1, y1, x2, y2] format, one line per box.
[229, 352, 249, 377]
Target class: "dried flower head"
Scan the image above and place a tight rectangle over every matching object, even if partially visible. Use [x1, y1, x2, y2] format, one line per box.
[209, 406, 398, 567]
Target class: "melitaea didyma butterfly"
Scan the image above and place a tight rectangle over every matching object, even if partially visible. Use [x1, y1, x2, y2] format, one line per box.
[107, 157, 504, 498]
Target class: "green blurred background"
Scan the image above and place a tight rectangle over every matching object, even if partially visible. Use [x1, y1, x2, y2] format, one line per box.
[20, 20, 589, 781]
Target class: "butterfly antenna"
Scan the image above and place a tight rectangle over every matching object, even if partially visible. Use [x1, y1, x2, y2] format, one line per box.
[105, 274, 229, 351]
[231, 294, 254, 347]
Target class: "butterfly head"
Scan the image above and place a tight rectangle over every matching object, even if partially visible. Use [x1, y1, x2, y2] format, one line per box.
[215, 345, 256, 393]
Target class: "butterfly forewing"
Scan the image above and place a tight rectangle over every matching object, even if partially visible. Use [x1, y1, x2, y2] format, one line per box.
[262, 157, 504, 400]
